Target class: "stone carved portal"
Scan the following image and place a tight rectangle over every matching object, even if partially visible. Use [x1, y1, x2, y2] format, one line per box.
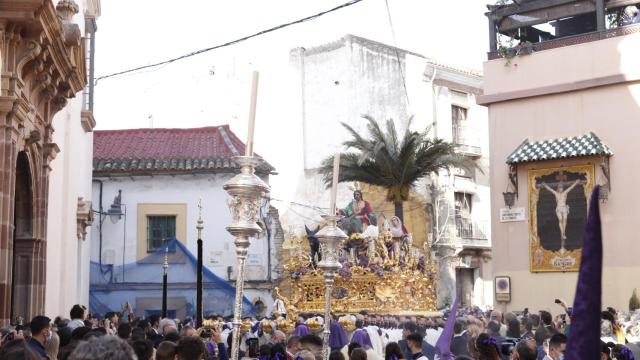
[11, 152, 35, 322]
[0, 0, 87, 325]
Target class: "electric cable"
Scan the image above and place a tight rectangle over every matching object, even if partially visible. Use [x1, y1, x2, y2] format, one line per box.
[95, 0, 366, 84]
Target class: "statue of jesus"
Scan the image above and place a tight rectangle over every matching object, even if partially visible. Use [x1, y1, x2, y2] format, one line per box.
[338, 190, 376, 234]
[537, 179, 583, 247]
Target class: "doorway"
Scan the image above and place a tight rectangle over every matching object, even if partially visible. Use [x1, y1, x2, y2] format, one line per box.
[456, 267, 475, 308]
[10, 152, 34, 322]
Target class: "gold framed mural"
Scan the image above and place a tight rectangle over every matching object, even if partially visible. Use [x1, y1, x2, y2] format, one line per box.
[528, 164, 595, 272]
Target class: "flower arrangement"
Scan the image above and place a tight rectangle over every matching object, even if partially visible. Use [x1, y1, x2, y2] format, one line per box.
[498, 40, 534, 65]
[339, 261, 353, 279]
[368, 263, 385, 277]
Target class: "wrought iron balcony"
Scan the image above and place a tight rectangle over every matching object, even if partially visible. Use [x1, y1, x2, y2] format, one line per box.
[456, 218, 489, 248]
[452, 125, 482, 157]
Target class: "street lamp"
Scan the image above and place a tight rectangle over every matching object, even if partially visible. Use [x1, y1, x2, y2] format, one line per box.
[93, 189, 127, 281]
[107, 190, 127, 281]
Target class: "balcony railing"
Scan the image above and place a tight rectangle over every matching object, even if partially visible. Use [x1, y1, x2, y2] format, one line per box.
[486, 0, 640, 56]
[456, 218, 488, 242]
[452, 125, 482, 157]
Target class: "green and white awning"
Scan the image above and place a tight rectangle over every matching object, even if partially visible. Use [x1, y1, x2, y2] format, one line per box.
[506, 132, 613, 165]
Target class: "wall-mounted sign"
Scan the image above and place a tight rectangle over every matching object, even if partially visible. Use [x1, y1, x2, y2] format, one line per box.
[208, 251, 223, 266]
[247, 254, 262, 265]
[500, 207, 526, 222]
[495, 276, 511, 302]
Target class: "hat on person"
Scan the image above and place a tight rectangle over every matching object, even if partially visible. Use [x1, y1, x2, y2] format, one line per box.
[565, 186, 603, 360]
[435, 295, 459, 360]
[329, 321, 349, 351]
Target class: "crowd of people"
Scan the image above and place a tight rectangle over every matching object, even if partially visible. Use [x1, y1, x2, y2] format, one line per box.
[1, 301, 639, 360]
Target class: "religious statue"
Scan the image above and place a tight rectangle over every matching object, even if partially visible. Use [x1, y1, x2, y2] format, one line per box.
[389, 216, 411, 262]
[304, 225, 321, 268]
[338, 190, 377, 235]
[272, 286, 298, 321]
[536, 179, 584, 250]
[367, 228, 394, 266]
[272, 287, 287, 317]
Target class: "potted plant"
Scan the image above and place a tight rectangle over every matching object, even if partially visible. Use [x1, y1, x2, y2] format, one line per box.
[498, 40, 534, 65]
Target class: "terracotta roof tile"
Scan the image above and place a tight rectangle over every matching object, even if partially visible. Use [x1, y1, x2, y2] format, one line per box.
[93, 125, 274, 174]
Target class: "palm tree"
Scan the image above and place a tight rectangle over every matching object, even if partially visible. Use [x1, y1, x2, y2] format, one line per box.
[321, 115, 477, 222]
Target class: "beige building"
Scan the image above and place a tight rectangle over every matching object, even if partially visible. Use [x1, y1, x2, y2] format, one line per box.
[480, 0, 640, 313]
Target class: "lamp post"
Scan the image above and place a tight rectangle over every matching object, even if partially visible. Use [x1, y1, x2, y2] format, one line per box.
[196, 199, 204, 327]
[94, 189, 127, 281]
[316, 153, 347, 360]
[162, 245, 169, 318]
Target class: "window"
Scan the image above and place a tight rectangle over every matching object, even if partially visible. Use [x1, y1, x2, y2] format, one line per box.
[452, 105, 468, 144]
[452, 105, 467, 126]
[454, 192, 473, 218]
[137, 204, 186, 260]
[147, 215, 176, 252]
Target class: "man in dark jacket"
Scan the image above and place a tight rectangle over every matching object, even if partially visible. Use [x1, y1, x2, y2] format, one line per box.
[27, 316, 52, 359]
[450, 319, 471, 357]
[398, 322, 435, 360]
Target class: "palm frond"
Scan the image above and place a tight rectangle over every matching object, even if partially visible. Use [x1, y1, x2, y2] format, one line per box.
[320, 115, 478, 198]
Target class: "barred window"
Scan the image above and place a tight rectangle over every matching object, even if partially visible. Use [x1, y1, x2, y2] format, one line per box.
[147, 215, 176, 252]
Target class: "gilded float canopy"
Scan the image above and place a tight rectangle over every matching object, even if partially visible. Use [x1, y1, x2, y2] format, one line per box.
[506, 132, 613, 165]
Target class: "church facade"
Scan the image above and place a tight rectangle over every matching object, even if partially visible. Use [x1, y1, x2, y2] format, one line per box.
[0, 0, 100, 324]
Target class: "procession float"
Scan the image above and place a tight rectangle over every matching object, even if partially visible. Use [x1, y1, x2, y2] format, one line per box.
[279, 189, 439, 316]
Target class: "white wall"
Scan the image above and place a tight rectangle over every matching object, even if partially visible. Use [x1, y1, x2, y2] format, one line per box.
[294, 36, 430, 171]
[45, 0, 94, 318]
[90, 174, 276, 283]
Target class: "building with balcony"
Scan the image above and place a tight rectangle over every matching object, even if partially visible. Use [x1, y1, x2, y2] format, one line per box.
[479, 0, 639, 312]
[424, 61, 492, 309]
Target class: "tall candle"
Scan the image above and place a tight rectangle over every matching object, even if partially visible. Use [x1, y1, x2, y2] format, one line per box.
[329, 153, 341, 215]
[245, 71, 259, 156]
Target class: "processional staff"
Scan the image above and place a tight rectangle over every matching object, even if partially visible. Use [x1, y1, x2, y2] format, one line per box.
[225, 71, 270, 360]
[316, 152, 348, 360]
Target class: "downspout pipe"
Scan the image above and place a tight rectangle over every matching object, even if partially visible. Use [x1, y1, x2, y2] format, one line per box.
[92, 179, 103, 266]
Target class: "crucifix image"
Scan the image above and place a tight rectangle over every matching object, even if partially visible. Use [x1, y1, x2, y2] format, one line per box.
[536, 172, 585, 252]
